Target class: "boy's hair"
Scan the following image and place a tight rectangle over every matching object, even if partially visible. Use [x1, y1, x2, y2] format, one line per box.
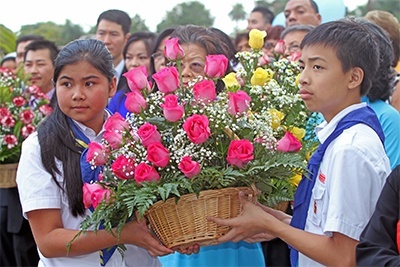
[23, 39, 60, 64]
[300, 17, 380, 96]
[16, 34, 44, 46]
[354, 17, 395, 102]
[251, 6, 275, 25]
[96, 9, 131, 35]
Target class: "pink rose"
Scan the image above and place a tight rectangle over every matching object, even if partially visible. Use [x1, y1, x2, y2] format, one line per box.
[82, 183, 104, 209]
[204, 55, 228, 79]
[104, 112, 129, 132]
[86, 142, 109, 166]
[39, 104, 53, 116]
[227, 90, 251, 116]
[21, 124, 35, 138]
[137, 123, 162, 147]
[226, 139, 254, 168]
[91, 188, 112, 209]
[123, 66, 151, 91]
[182, 114, 211, 144]
[20, 109, 34, 124]
[289, 51, 301, 62]
[134, 162, 160, 184]
[193, 80, 217, 104]
[152, 67, 180, 94]
[146, 142, 170, 168]
[111, 155, 136, 180]
[274, 39, 286, 55]
[163, 38, 184, 61]
[276, 131, 302, 152]
[178, 156, 201, 178]
[103, 130, 123, 149]
[125, 90, 147, 114]
[160, 94, 184, 122]
[13, 96, 26, 107]
[258, 53, 271, 66]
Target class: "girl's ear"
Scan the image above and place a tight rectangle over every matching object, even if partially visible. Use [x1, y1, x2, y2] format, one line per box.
[109, 76, 117, 98]
[348, 67, 364, 91]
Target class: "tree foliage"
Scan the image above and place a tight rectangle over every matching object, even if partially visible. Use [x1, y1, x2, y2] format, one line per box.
[0, 25, 16, 56]
[156, 1, 214, 32]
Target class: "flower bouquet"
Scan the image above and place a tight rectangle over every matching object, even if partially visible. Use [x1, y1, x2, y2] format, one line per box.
[0, 67, 52, 187]
[78, 29, 313, 249]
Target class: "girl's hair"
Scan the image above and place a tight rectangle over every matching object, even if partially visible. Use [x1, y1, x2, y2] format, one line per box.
[123, 31, 157, 62]
[38, 39, 114, 217]
[301, 17, 379, 96]
[170, 24, 233, 92]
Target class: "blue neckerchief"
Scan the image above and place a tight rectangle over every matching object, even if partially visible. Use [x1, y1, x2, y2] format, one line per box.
[68, 117, 117, 266]
[289, 106, 384, 267]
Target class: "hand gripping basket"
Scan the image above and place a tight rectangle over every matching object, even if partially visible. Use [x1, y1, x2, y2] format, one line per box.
[145, 186, 256, 249]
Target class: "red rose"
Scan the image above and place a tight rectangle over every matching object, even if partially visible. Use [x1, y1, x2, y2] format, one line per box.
[111, 155, 136, 180]
[182, 114, 211, 144]
[226, 139, 254, 168]
[134, 162, 160, 184]
[87, 141, 109, 166]
[178, 156, 201, 178]
[20, 109, 34, 124]
[91, 188, 112, 209]
[104, 112, 130, 132]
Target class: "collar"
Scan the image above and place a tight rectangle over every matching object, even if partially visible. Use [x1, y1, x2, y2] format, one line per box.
[317, 102, 367, 144]
[72, 110, 111, 143]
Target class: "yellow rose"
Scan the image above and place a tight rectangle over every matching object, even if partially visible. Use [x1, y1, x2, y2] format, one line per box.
[222, 72, 239, 89]
[250, 67, 273, 86]
[268, 108, 285, 129]
[290, 173, 302, 187]
[295, 73, 301, 86]
[290, 126, 306, 140]
[248, 29, 267, 50]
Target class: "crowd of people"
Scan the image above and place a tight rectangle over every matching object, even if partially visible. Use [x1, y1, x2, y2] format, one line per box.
[1, 0, 400, 266]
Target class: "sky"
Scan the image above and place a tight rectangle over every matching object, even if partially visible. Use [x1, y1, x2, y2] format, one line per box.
[2, 0, 368, 35]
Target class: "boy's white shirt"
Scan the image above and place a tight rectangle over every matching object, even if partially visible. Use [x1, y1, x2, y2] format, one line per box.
[299, 103, 391, 267]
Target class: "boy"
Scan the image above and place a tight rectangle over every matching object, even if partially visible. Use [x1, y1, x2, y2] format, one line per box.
[209, 17, 391, 266]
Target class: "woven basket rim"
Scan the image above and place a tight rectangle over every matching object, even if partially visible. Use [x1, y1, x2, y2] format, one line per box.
[145, 186, 256, 249]
[0, 163, 18, 188]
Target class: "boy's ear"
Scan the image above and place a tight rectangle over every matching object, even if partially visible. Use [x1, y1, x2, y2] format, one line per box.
[348, 67, 364, 90]
[109, 76, 117, 98]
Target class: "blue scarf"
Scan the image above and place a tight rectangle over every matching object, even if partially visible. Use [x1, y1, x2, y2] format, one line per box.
[289, 106, 384, 266]
[69, 117, 117, 266]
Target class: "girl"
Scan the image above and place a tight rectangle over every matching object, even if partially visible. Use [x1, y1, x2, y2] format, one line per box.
[16, 39, 172, 267]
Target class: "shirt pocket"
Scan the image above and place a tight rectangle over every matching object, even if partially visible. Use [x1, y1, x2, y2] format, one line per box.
[309, 181, 326, 227]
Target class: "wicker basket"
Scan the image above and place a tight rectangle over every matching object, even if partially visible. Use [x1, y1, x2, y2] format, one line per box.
[145, 186, 255, 249]
[0, 163, 18, 188]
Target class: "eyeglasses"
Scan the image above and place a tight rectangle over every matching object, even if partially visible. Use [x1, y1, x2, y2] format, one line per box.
[166, 60, 205, 74]
[288, 44, 301, 53]
[264, 42, 276, 50]
[151, 52, 164, 61]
